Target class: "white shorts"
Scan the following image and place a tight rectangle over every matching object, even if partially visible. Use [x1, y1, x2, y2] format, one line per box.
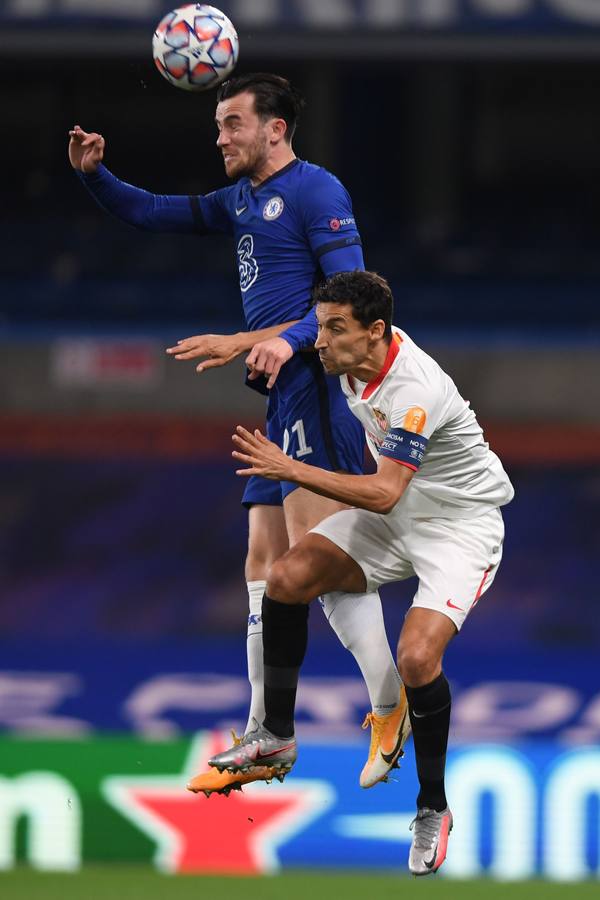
[311, 506, 505, 630]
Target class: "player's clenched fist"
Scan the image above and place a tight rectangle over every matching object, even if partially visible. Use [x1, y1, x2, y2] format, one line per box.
[68, 125, 105, 174]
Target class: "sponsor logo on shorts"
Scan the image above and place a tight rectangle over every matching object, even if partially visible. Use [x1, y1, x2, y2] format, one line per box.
[403, 406, 427, 434]
[263, 196, 284, 220]
[446, 599, 464, 611]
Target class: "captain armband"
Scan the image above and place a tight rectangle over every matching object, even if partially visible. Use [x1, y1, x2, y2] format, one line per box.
[378, 429, 429, 470]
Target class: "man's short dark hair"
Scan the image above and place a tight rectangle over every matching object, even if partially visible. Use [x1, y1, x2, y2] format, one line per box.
[216, 73, 305, 143]
[313, 271, 394, 339]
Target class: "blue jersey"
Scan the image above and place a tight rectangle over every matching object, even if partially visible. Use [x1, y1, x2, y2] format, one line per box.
[192, 159, 363, 340]
[79, 160, 364, 354]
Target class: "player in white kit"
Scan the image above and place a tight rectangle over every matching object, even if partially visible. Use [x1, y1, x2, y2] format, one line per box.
[209, 270, 514, 876]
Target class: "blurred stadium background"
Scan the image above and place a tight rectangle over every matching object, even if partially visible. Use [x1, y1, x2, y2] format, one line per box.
[0, 1, 599, 896]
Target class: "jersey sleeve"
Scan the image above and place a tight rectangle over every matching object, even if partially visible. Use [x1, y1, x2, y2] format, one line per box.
[302, 169, 364, 269]
[378, 387, 440, 471]
[319, 242, 365, 277]
[278, 307, 318, 353]
[194, 189, 233, 235]
[78, 165, 232, 235]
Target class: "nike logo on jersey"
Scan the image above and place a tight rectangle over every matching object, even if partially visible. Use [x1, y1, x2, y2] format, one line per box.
[235, 206, 247, 216]
[446, 599, 464, 611]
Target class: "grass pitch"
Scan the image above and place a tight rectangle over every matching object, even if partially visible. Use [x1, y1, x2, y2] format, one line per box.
[0, 868, 596, 900]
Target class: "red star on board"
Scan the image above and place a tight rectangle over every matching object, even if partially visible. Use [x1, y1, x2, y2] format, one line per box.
[103, 731, 334, 874]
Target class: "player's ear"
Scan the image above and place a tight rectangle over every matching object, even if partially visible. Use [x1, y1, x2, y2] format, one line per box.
[371, 319, 386, 341]
[270, 117, 288, 143]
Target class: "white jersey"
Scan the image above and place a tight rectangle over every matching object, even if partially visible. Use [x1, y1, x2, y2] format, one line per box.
[339, 327, 514, 518]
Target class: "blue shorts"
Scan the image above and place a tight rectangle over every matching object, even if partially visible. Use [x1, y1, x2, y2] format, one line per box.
[242, 353, 365, 508]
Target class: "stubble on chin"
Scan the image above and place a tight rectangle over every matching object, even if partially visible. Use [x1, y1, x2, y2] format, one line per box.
[222, 139, 267, 181]
[224, 158, 253, 181]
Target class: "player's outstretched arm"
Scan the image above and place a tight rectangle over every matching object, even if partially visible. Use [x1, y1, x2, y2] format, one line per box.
[68, 125, 105, 173]
[167, 321, 299, 373]
[232, 427, 414, 514]
[68, 125, 210, 234]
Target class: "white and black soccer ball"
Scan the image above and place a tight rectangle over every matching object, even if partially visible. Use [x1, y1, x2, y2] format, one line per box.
[152, 4, 239, 92]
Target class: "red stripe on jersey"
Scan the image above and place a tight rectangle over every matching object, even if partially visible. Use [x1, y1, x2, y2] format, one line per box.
[362, 332, 402, 400]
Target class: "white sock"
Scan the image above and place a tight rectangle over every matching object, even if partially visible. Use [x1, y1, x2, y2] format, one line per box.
[322, 590, 402, 717]
[246, 579, 266, 733]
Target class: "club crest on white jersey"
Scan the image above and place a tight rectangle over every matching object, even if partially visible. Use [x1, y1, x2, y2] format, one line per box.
[372, 408, 389, 432]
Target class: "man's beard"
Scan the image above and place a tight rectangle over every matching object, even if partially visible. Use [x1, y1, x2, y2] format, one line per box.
[226, 137, 268, 180]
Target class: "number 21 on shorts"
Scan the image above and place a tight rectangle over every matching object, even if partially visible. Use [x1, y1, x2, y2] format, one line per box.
[282, 419, 313, 459]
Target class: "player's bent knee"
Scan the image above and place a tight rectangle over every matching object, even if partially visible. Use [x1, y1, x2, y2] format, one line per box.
[397, 644, 439, 688]
[266, 558, 312, 605]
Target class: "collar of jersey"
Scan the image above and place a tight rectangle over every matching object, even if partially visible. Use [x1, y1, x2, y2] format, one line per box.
[349, 331, 403, 400]
[250, 158, 300, 193]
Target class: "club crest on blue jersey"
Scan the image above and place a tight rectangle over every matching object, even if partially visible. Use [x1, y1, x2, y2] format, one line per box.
[263, 196, 284, 220]
[237, 234, 259, 292]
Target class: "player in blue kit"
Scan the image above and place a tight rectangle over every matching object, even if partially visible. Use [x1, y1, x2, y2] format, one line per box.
[68, 73, 409, 795]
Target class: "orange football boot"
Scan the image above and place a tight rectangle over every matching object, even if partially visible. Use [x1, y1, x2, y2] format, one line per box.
[360, 685, 412, 788]
[187, 730, 281, 797]
[186, 765, 279, 797]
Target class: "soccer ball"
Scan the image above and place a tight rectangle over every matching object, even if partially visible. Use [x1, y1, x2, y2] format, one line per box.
[152, 4, 239, 92]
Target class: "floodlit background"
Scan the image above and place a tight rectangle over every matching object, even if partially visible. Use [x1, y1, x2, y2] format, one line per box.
[0, 1, 599, 895]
